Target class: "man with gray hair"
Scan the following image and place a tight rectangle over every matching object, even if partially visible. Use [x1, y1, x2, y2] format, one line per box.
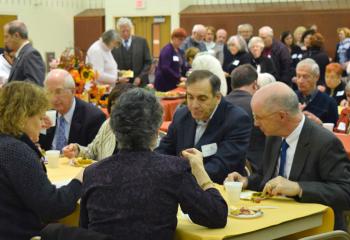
[237, 23, 253, 43]
[213, 28, 227, 65]
[180, 24, 207, 52]
[295, 58, 338, 124]
[39, 69, 106, 151]
[112, 17, 152, 87]
[86, 29, 122, 87]
[259, 26, 291, 85]
[4, 20, 45, 86]
[227, 81, 350, 230]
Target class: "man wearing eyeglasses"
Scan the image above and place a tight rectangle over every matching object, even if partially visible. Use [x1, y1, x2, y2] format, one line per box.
[227, 81, 350, 230]
[39, 69, 106, 151]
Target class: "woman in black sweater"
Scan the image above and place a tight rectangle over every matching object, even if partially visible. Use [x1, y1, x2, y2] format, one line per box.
[0, 82, 83, 240]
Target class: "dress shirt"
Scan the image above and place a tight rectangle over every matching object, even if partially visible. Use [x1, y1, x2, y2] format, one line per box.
[86, 39, 118, 86]
[276, 114, 305, 179]
[123, 37, 132, 50]
[194, 104, 219, 145]
[53, 98, 76, 150]
[0, 54, 11, 84]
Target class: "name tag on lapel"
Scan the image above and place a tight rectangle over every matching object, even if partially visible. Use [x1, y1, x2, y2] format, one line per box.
[201, 143, 218, 158]
[336, 90, 344, 96]
[232, 60, 240, 66]
[173, 56, 179, 62]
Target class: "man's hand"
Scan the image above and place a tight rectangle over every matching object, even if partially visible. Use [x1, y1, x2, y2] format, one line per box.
[263, 176, 301, 197]
[226, 172, 248, 189]
[62, 144, 79, 159]
[41, 115, 53, 129]
[133, 77, 142, 86]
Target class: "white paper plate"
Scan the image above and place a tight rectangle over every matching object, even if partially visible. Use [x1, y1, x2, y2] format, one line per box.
[229, 210, 263, 219]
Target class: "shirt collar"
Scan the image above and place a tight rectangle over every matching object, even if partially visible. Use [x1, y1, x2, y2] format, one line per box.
[195, 102, 219, 125]
[300, 89, 318, 104]
[285, 114, 305, 146]
[58, 98, 76, 125]
[15, 40, 30, 58]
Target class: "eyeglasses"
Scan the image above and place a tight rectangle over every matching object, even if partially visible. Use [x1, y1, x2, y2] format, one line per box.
[47, 88, 73, 96]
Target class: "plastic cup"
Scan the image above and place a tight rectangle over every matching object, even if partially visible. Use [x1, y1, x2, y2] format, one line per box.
[46, 150, 60, 168]
[323, 123, 334, 132]
[224, 181, 243, 206]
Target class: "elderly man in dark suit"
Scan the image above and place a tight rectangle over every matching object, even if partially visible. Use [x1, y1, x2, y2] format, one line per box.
[227, 81, 350, 230]
[111, 17, 152, 87]
[225, 64, 265, 172]
[156, 70, 251, 184]
[39, 69, 106, 151]
[4, 20, 45, 86]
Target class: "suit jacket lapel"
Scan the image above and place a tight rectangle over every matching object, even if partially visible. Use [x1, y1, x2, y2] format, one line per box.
[289, 118, 311, 180]
[181, 112, 196, 151]
[68, 99, 82, 144]
[8, 44, 30, 81]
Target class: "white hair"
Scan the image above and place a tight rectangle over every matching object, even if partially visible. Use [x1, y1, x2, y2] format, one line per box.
[237, 23, 253, 32]
[248, 36, 265, 49]
[192, 24, 206, 33]
[297, 58, 320, 77]
[227, 35, 248, 52]
[191, 53, 227, 96]
[257, 73, 276, 88]
[259, 26, 274, 37]
[117, 17, 133, 30]
[45, 69, 75, 89]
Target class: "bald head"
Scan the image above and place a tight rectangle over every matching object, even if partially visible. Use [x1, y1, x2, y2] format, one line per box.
[259, 26, 274, 47]
[216, 29, 227, 44]
[252, 82, 300, 116]
[45, 69, 75, 88]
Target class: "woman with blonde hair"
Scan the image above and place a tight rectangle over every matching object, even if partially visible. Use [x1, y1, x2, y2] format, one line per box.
[293, 26, 306, 47]
[0, 82, 83, 240]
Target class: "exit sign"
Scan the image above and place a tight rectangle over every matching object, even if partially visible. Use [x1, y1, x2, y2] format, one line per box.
[135, 0, 146, 9]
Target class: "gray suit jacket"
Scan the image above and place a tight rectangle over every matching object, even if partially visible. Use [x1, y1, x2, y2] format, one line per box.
[8, 43, 45, 86]
[111, 36, 151, 86]
[248, 118, 350, 230]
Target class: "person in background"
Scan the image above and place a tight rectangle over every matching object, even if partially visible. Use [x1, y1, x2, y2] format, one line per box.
[248, 36, 277, 79]
[325, 63, 346, 105]
[180, 24, 207, 52]
[227, 81, 350, 231]
[0, 46, 15, 86]
[204, 26, 216, 54]
[154, 28, 188, 92]
[334, 27, 350, 68]
[302, 32, 329, 88]
[257, 72, 276, 88]
[340, 81, 350, 107]
[259, 26, 292, 86]
[185, 47, 200, 68]
[237, 23, 254, 43]
[0, 82, 83, 240]
[156, 70, 251, 183]
[213, 28, 228, 65]
[80, 88, 227, 239]
[300, 29, 316, 52]
[112, 17, 152, 86]
[225, 64, 265, 172]
[296, 58, 338, 125]
[63, 83, 135, 161]
[223, 35, 251, 93]
[191, 53, 227, 96]
[293, 26, 307, 48]
[39, 69, 106, 151]
[86, 29, 122, 87]
[4, 20, 45, 86]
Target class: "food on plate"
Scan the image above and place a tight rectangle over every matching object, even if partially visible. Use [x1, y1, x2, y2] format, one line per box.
[230, 207, 261, 216]
[71, 157, 94, 168]
[155, 91, 186, 98]
[251, 192, 268, 203]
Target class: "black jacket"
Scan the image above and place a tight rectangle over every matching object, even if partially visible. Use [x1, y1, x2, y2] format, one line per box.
[302, 47, 330, 86]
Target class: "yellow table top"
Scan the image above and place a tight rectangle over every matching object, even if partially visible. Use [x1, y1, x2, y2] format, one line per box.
[176, 185, 333, 240]
[47, 162, 334, 239]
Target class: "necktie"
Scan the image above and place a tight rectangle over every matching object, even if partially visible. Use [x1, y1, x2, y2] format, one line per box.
[278, 139, 289, 177]
[56, 116, 67, 151]
[124, 39, 129, 50]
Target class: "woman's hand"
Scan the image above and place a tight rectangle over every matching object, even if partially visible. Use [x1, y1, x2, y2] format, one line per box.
[181, 148, 204, 170]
